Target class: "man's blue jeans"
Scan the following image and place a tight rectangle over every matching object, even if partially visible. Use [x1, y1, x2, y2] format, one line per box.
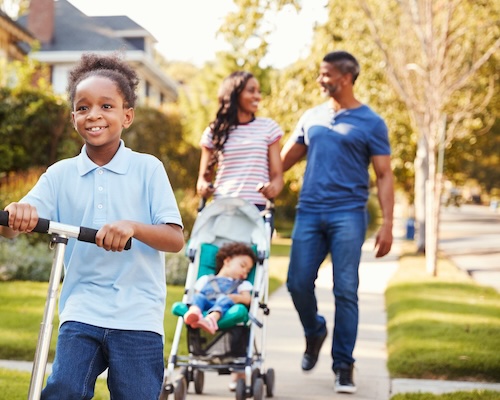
[286, 209, 367, 370]
[41, 321, 164, 400]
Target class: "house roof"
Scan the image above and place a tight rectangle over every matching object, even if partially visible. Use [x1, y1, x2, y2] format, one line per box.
[16, 0, 177, 98]
[17, 0, 146, 52]
[0, 9, 35, 57]
[0, 9, 34, 40]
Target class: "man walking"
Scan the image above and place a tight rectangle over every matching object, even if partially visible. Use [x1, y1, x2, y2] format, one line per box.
[281, 50, 394, 393]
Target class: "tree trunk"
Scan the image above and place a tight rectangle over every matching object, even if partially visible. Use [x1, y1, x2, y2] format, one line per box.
[425, 135, 437, 276]
[414, 135, 428, 253]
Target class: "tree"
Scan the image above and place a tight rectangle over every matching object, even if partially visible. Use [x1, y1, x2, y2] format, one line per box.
[0, 60, 77, 173]
[0, 0, 30, 17]
[264, 1, 416, 226]
[357, 0, 499, 273]
[176, 0, 300, 146]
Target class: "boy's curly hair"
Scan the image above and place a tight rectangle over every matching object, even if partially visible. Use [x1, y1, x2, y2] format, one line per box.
[67, 52, 139, 109]
[215, 242, 257, 273]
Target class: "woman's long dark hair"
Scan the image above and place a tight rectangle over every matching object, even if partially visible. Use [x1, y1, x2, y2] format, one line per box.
[206, 71, 254, 174]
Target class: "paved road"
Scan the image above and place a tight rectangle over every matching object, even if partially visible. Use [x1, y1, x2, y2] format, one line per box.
[439, 204, 500, 292]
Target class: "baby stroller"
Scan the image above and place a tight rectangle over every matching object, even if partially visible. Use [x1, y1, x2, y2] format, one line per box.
[160, 197, 275, 400]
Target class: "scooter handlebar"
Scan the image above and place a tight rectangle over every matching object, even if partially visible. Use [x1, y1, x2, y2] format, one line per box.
[0, 210, 131, 250]
[0, 210, 49, 234]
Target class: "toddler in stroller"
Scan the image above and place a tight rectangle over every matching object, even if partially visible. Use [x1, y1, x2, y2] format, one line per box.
[161, 197, 275, 400]
[183, 242, 257, 335]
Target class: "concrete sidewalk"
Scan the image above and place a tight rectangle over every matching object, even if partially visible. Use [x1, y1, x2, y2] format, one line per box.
[261, 231, 399, 400]
[262, 207, 500, 399]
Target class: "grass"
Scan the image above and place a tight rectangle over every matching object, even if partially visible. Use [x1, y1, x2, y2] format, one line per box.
[0, 368, 111, 400]
[3, 238, 500, 399]
[0, 239, 291, 397]
[0, 282, 188, 362]
[391, 391, 500, 400]
[386, 242, 500, 384]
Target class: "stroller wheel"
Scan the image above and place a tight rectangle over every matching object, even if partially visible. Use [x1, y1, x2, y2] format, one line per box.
[251, 368, 260, 386]
[159, 375, 174, 400]
[252, 377, 264, 400]
[194, 369, 204, 394]
[235, 378, 246, 400]
[264, 368, 275, 397]
[174, 375, 187, 400]
[179, 367, 190, 392]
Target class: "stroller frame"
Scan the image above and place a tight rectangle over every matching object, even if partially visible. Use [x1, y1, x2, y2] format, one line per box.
[161, 197, 275, 400]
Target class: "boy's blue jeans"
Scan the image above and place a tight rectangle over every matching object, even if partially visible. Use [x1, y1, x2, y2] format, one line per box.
[286, 209, 367, 371]
[41, 321, 164, 400]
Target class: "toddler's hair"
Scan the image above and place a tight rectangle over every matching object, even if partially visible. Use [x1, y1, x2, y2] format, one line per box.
[215, 242, 257, 273]
[67, 52, 139, 109]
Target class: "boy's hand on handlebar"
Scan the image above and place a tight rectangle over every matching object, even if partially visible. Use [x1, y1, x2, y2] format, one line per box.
[96, 221, 134, 252]
[4, 203, 39, 232]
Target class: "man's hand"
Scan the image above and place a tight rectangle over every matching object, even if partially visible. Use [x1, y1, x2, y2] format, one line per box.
[374, 222, 393, 258]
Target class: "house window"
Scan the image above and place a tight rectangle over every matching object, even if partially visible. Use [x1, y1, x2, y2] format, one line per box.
[124, 37, 145, 51]
[145, 80, 150, 97]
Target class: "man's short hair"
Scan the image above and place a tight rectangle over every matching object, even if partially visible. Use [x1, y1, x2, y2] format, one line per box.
[323, 51, 360, 84]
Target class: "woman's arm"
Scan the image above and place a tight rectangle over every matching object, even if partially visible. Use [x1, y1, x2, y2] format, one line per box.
[260, 140, 284, 199]
[196, 146, 216, 198]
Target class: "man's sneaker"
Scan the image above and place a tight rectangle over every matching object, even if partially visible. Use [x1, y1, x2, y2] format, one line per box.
[301, 328, 328, 371]
[334, 365, 357, 394]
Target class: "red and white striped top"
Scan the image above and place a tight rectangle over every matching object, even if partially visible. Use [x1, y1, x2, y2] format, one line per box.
[200, 117, 283, 206]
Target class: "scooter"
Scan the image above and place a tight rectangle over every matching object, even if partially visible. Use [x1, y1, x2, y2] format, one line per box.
[0, 211, 131, 400]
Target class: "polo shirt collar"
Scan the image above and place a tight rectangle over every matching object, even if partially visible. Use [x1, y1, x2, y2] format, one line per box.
[77, 140, 131, 176]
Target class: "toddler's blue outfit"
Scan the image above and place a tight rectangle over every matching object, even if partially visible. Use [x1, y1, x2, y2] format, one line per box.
[193, 275, 252, 317]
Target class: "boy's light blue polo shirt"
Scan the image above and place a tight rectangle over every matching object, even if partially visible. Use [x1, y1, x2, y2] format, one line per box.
[21, 141, 183, 336]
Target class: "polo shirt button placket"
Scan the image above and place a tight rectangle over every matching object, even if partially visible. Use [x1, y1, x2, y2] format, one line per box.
[95, 169, 107, 222]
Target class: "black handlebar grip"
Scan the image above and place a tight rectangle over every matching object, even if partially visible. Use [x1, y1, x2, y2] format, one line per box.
[197, 197, 207, 212]
[197, 184, 214, 212]
[0, 211, 131, 250]
[32, 218, 50, 234]
[79, 226, 132, 250]
[0, 210, 50, 233]
[0, 210, 8, 227]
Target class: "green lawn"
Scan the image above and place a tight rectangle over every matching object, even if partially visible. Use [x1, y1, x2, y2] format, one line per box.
[0, 240, 291, 397]
[2, 239, 499, 399]
[391, 391, 500, 400]
[387, 243, 500, 393]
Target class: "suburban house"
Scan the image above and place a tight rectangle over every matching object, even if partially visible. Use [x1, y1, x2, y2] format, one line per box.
[0, 10, 34, 62]
[15, 0, 178, 107]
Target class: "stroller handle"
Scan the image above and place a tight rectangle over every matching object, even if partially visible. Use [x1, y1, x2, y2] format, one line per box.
[198, 182, 276, 214]
[197, 183, 214, 212]
[0, 210, 131, 250]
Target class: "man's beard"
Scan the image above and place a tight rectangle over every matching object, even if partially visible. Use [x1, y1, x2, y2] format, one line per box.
[320, 84, 338, 97]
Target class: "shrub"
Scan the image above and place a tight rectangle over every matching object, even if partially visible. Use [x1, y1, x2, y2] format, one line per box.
[0, 235, 53, 281]
[165, 251, 189, 286]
